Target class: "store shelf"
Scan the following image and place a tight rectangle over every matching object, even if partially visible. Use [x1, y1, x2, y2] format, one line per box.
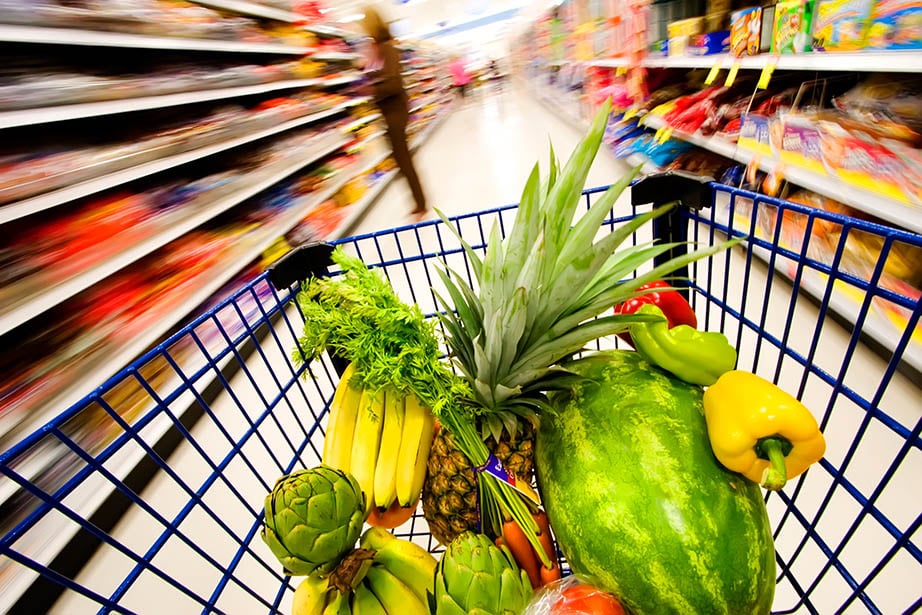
[641, 115, 922, 234]
[0, 78, 342, 130]
[303, 23, 355, 39]
[588, 50, 922, 73]
[0, 98, 368, 224]
[0, 23, 309, 54]
[714, 205, 922, 373]
[310, 51, 360, 62]
[0, 134, 349, 340]
[342, 112, 381, 132]
[188, 0, 303, 22]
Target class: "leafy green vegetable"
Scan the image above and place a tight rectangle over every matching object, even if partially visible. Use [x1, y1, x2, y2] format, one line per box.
[292, 247, 466, 414]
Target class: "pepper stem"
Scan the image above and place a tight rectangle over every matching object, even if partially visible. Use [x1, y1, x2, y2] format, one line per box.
[757, 437, 789, 491]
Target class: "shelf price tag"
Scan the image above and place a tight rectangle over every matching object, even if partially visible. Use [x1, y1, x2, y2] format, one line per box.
[616, 65, 628, 76]
[623, 107, 638, 121]
[757, 61, 777, 90]
[725, 62, 741, 87]
[704, 64, 721, 86]
[658, 127, 674, 144]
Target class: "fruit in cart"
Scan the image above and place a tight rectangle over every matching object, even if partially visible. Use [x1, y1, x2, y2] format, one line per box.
[496, 508, 560, 589]
[427, 100, 738, 560]
[548, 581, 626, 615]
[261, 466, 366, 576]
[612, 279, 697, 347]
[422, 419, 535, 546]
[359, 527, 437, 604]
[432, 531, 533, 615]
[323, 364, 435, 521]
[293, 249, 452, 520]
[628, 304, 737, 386]
[703, 370, 826, 490]
[536, 350, 776, 615]
[292, 573, 332, 615]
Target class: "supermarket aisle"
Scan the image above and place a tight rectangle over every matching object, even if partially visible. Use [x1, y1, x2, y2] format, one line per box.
[352, 80, 630, 235]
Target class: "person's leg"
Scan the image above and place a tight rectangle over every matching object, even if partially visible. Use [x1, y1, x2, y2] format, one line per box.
[382, 105, 427, 213]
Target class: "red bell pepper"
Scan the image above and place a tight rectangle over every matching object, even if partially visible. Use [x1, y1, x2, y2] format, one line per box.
[614, 280, 697, 347]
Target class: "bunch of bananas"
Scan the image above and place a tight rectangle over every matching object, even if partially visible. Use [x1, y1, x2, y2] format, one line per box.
[323, 363, 435, 525]
[293, 528, 436, 615]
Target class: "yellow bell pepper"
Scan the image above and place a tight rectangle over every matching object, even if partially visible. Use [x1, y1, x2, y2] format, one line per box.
[703, 370, 826, 491]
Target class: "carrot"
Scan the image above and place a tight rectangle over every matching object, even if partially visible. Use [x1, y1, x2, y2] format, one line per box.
[502, 518, 541, 589]
[495, 536, 505, 549]
[534, 510, 558, 568]
[539, 560, 562, 586]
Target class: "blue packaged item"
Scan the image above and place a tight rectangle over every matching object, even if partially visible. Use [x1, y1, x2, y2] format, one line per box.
[689, 30, 732, 54]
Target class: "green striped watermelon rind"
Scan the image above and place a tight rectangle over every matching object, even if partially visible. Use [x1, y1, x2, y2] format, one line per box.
[536, 350, 775, 615]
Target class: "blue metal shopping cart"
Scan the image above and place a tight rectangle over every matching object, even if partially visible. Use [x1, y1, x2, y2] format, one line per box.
[1, 174, 920, 614]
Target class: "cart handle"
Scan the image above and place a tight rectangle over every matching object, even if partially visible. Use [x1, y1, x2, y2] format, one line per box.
[631, 171, 715, 302]
[267, 242, 335, 290]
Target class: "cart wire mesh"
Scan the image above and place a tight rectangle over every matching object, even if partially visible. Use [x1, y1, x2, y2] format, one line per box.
[0, 181, 920, 614]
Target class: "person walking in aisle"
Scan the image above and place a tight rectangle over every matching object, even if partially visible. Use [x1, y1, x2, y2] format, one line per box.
[449, 55, 472, 100]
[360, 6, 428, 218]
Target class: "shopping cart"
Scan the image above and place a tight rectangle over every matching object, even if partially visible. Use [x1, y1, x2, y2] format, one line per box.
[1, 174, 920, 614]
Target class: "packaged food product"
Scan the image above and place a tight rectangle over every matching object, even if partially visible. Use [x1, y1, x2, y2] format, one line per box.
[812, 0, 876, 49]
[731, 6, 764, 54]
[866, 0, 922, 49]
[772, 0, 816, 51]
[689, 30, 732, 54]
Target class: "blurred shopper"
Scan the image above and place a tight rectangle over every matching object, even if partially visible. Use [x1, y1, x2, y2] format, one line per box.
[449, 55, 472, 99]
[360, 6, 428, 217]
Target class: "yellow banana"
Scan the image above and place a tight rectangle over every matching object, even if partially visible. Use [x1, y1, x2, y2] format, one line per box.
[373, 390, 405, 510]
[364, 564, 427, 615]
[350, 387, 385, 515]
[360, 528, 436, 605]
[395, 394, 435, 507]
[321, 589, 350, 615]
[323, 363, 361, 471]
[292, 574, 331, 615]
[352, 580, 387, 615]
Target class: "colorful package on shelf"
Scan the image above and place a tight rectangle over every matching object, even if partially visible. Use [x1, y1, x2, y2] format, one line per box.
[833, 75, 922, 133]
[772, 0, 816, 52]
[668, 16, 706, 56]
[731, 6, 764, 55]
[812, 0, 876, 49]
[817, 118, 922, 204]
[644, 138, 696, 166]
[738, 113, 778, 154]
[779, 113, 828, 173]
[689, 30, 732, 54]
[865, 0, 922, 49]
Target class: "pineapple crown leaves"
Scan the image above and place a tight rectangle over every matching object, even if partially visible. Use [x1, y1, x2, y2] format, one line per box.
[434, 98, 739, 413]
[292, 247, 468, 415]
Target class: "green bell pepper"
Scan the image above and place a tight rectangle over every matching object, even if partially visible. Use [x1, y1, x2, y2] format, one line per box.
[629, 304, 737, 386]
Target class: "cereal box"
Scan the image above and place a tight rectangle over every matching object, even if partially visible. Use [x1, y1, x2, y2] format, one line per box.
[772, 0, 816, 52]
[865, 0, 922, 49]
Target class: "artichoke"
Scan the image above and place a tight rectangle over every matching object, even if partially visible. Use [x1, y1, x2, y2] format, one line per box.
[261, 465, 366, 575]
[433, 531, 533, 615]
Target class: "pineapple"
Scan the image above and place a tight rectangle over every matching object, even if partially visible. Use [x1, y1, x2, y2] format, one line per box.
[423, 100, 734, 554]
[422, 420, 535, 545]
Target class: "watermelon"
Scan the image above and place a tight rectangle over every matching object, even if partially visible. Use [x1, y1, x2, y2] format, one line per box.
[536, 350, 775, 614]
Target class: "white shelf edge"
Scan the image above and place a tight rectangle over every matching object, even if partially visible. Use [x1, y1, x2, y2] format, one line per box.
[310, 51, 360, 62]
[303, 23, 355, 39]
[0, 135, 348, 341]
[0, 23, 309, 54]
[0, 100, 364, 224]
[587, 50, 922, 72]
[0, 78, 326, 130]
[188, 0, 302, 22]
[641, 115, 922, 234]
[342, 112, 381, 133]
